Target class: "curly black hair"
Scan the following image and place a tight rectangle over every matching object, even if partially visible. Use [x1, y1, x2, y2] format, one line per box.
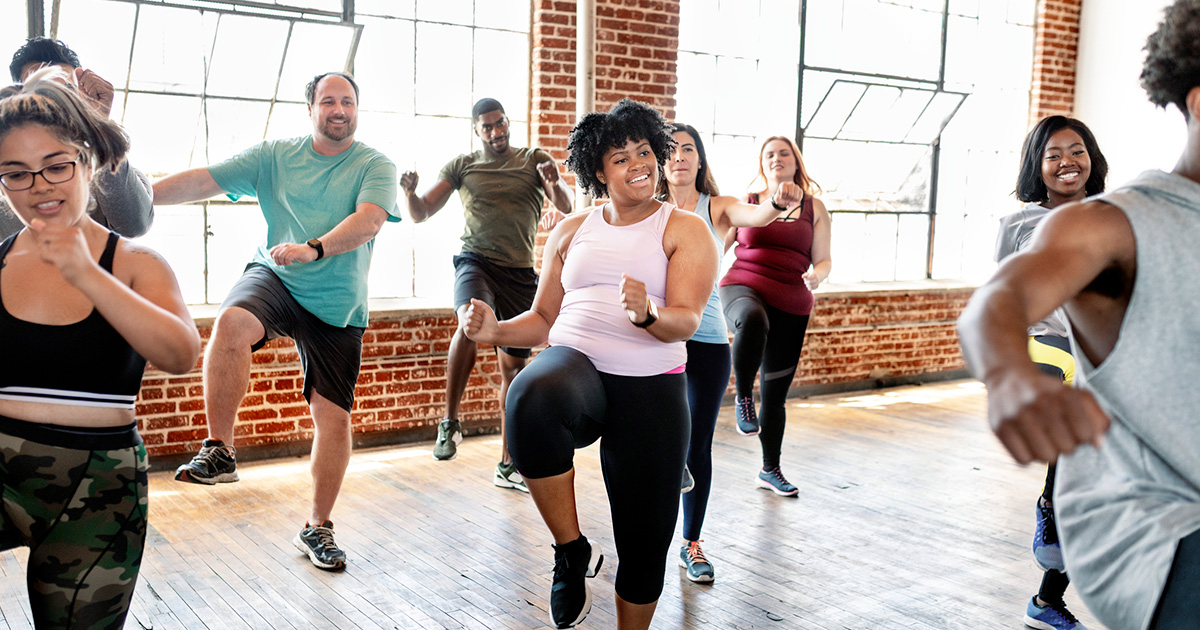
[1015, 115, 1108, 203]
[9, 38, 81, 83]
[565, 98, 675, 198]
[1141, 0, 1200, 117]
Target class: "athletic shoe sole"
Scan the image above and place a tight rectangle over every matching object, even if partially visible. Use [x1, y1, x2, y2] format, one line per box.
[494, 473, 530, 493]
[551, 542, 604, 629]
[292, 534, 346, 572]
[174, 469, 239, 485]
[678, 556, 715, 583]
[735, 423, 760, 436]
[1023, 614, 1068, 630]
[756, 476, 799, 497]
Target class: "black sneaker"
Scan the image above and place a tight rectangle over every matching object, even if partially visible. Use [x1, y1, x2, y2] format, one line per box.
[735, 395, 759, 436]
[549, 537, 603, 628]
[756, 466, 799, 497]
[679, 540, 715, 583]
[293, 520, 347, 571]
[174, 438, 239, 484]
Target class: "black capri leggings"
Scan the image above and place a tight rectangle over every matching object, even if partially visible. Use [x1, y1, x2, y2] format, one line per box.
[682, 340, 731, 542]
[506, 345, 690, 605]
[719, 284, 810, 470]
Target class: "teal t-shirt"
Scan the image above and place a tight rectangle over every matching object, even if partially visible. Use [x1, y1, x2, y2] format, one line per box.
[208, 136, 400, 328]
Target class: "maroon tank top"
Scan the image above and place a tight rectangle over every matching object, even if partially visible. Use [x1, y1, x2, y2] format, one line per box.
[718, 193, 816, 315]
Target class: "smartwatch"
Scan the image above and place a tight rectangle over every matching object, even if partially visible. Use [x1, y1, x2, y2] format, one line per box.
[633, 301, 659, 328]
[307, 238, 324, 261]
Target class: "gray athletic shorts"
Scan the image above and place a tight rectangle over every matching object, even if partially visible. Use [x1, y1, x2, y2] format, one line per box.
[452, 252, 538, 359]
[222, 263, 364, 412]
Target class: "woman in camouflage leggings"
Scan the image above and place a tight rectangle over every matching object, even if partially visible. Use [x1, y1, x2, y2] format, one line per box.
[0, 70, 200, 628]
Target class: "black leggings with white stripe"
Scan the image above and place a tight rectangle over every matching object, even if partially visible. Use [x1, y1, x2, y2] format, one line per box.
[506, 345, 690, 605]
[720, 284, 810, 470]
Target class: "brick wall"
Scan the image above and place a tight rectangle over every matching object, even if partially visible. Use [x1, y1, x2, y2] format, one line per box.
[1030, 0, 1082, 121]
[138, 288, 971, 462]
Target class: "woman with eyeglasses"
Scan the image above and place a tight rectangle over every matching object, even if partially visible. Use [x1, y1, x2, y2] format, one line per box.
[719, 135, 831, 497]
[0, 70, 200, 630]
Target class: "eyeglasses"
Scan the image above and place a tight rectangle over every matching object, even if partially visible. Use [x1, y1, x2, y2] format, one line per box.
[0, 156, 81, 192]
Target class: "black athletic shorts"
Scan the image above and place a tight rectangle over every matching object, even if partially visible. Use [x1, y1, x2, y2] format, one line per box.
[222, 263, 364, 412]
[452, 252, 538, 359]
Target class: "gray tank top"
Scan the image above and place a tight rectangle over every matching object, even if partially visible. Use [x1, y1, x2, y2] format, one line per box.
[1055, 170, 1200, 630]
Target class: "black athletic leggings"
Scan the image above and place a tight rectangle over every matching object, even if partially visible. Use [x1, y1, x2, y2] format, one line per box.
[682, 340, 731, 542]
[719, 284, 810, 470]
[506, 345, 690, 605]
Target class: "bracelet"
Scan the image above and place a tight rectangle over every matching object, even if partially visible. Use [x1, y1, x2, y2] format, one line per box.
[770, 194, 787, 211]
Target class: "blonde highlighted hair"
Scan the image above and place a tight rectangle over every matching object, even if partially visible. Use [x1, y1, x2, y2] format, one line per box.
[0, 67, 129, 174]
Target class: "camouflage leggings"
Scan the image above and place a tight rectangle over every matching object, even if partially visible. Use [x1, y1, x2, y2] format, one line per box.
[0, 417, 147, 630]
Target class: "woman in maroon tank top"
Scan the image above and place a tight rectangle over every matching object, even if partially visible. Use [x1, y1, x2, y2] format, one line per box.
[717, 135, 831, 497]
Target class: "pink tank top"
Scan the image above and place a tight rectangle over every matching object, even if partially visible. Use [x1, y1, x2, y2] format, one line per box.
[719, 193, 816, 315]
[548, 202, 686, 376]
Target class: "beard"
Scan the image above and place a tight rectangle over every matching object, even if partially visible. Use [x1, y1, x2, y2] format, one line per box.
[487, 133, 510, 153]
[320, 116, 357, 142]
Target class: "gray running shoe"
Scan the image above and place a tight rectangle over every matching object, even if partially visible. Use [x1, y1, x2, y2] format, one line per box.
[174, 438, 239, 484]
[293, 520, 347, 571]
[494, 461, 529, 492]
[433, 418, 462, 461]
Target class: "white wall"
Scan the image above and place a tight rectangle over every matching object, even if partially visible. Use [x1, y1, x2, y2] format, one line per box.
[1074, 0, 1184, 188]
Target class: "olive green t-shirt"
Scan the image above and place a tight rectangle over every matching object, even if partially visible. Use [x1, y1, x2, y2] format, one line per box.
[438, 146, 552, 268]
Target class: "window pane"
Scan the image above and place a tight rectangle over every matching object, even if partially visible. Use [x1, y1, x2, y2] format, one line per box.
[128, 6, 216, 94]
[266, 102, 314, 141]
[122, 93, 203, 175]
[828, 212, 864, 283]
[55, 0, 137, 87]
[355, 17, 416, 114]
[861, 213, 900, 282]
[409, 115, 471, 300]
[805, 0, 942, 82]
[674, 53, 717, 131]
[207, 204, 268, 303]
[708, 134, 758, 199]
[356, 0, 415, 19]
[206, 15, 288, 99]
[201, 99, 271, 163]
[905, 92, 964, 144]
[279, 22, 358, 101]
[473, 29, 529, 121]
[896, 214, 930, 280]
[133, 205, 206, 304]
[417, 0, 472, 26]
[368, 223, 414, 298]
[713, 56, 758, 135]
[0, 2, 27, 70]
[475, 0, 531, 32]
[415, 23, 472, 115]
[804, 81, 864, 139]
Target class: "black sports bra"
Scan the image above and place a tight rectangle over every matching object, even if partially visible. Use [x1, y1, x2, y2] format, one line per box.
[0, 231, 147, 410]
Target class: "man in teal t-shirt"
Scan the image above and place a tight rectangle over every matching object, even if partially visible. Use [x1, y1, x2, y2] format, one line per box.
[401, 98, 572, 488]
[153, 72, 400, 572]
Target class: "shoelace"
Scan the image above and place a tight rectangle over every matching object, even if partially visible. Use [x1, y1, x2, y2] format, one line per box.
[309, 526, 339, 552]
[1038, 504, 1059, 545]
[766, 467, 792, 487]
[1042, 600, 1079, 624]
[737, 397, 755, 419]
[684, 541, 708, 565]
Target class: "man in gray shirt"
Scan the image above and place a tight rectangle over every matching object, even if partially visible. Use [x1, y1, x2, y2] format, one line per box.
[1, 38, 152, 238]
[958, 2, 1200, 627]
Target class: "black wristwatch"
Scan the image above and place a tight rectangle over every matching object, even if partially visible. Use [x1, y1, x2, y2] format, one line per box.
[307, 238, 324, 261]
[633, 301, 659, 328]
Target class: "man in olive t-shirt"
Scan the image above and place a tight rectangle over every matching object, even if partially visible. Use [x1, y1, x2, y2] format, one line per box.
[401, 98, 572, 489]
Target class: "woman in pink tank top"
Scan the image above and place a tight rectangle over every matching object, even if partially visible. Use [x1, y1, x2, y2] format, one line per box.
[718, 135, 831, 498]
[462, 99, 718, 630]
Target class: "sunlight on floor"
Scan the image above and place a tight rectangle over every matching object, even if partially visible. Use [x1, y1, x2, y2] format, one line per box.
[836, 381, 985, 409]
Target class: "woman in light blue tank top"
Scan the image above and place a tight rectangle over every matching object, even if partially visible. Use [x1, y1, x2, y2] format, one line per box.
[658, 123, 804, 584]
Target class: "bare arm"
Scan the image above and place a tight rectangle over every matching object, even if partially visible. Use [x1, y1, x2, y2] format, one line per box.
[802, 197, 832, 290]
[710, 182, 804, 232]
[268, 202, 391, 265]
[957, 200, 1128, 463]
[400, 172, 455, 223]
[624, 210, 719, 343]
[152, 168, 225, 206]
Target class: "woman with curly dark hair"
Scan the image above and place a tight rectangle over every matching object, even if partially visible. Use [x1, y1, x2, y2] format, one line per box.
[463, 99, 717, 629]
[998, 114, 1107, 630]
[958, 2, 1200, 628]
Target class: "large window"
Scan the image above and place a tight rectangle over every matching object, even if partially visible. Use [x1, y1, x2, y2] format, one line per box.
[41, 0, 530, 305]
[677, 0, 1036, 284]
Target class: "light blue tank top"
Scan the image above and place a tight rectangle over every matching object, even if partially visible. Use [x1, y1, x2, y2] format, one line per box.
[691, 194, 729, 344]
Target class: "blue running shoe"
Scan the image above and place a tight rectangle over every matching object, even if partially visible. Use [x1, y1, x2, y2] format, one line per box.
[735, 396, 759, 436]
[756, 467, 799, 497]
[1024, 597, 1088, 630]
[1034, 500, 1065, 571]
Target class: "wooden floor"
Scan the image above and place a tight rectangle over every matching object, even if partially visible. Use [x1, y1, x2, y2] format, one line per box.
[0, 380, 1107, 630]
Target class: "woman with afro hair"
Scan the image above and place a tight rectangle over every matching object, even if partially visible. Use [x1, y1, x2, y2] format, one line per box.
[959, 1, 1200, 627]
[463, 98, 718, 629]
